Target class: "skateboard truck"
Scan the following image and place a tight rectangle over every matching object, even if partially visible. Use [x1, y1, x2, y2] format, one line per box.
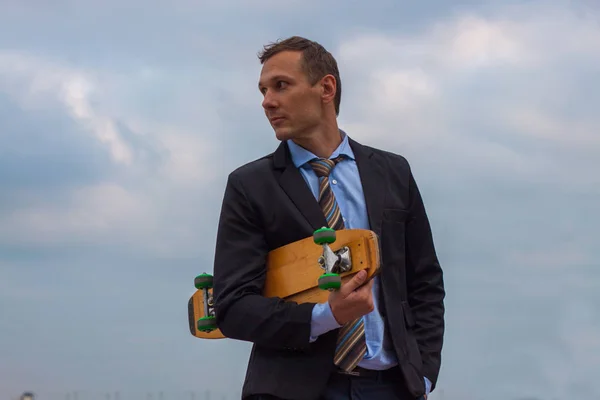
[194, 273, 217, 332]
[313, 227, 352, 291]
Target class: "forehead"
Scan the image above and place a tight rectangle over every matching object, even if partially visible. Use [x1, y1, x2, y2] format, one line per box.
[258, 51, 305, 86]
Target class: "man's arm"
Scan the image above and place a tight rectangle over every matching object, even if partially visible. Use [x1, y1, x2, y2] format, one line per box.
[309, 302, 341, 342]
[405, 167, 446, 391]
[212, 172, 315, 350]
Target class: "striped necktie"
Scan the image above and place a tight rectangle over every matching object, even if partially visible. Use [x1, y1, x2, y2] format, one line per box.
[308, 155, 367, 372]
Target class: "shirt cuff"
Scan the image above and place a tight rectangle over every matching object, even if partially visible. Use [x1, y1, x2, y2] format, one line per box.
[424, 376, 432, 395]
[309, 302, 342, 342]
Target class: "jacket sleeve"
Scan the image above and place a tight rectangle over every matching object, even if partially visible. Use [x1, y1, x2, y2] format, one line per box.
[212, 172, 316, 350]
[405, 167, 446, 390]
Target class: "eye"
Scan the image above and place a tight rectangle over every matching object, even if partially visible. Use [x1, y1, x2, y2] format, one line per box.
[276, 81, 288, 90]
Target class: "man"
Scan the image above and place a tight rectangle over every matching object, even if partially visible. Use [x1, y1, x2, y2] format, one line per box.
[212, 36, 445, 400]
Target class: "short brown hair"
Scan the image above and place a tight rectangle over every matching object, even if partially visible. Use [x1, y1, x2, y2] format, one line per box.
[258, 36, 342, 116]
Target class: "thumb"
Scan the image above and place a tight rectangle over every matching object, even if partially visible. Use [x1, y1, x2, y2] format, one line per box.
[340, 270, 367, 296]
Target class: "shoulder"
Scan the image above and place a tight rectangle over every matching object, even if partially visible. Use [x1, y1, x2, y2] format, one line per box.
[227, 152, 275, 184]
[356, 141, 412, 173]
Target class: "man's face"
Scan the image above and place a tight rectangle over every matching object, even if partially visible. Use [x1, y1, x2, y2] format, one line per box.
[258, 51, 324, 142]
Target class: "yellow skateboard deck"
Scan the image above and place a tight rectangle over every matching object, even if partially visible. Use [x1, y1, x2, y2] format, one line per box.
[188, 228, 381, 339]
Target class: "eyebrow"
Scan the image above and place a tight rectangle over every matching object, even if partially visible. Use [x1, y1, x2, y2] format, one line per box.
[258, 74, 293, 90]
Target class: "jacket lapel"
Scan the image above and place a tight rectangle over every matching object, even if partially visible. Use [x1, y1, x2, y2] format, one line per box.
[349, 138, 385, 238]
[273, 141, 328, 230]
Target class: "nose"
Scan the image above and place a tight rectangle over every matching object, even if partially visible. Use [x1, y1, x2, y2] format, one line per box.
[262, 91, 277, 110]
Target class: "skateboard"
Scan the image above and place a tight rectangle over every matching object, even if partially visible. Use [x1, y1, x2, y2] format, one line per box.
[187, 227, 381, 339]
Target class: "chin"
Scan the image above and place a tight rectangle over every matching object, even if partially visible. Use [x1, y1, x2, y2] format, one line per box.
[273, 127, 294, 142]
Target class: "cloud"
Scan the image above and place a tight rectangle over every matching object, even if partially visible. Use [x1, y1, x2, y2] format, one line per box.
[0, 51, 228, 256]
[61, 75, 133, 165]
[0, 183, 149, 244]
[337, 3, 600, 192]
[0, 52, 133, 164]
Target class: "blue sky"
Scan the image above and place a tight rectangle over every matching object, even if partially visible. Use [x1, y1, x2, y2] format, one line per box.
[1, 1, 599, 399]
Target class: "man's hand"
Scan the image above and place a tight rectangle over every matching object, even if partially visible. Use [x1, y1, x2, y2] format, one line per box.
[328, 270, 374, 325]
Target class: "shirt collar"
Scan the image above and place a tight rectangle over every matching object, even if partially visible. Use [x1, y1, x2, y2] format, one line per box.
[287, 129, 355, 169]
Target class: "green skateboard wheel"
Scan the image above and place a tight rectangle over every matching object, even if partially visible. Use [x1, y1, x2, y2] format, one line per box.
[313, 227, 336, 245]
[318, 273, 341, 290]
[194, 273, 213, 290]
[197, 316, 217, 332]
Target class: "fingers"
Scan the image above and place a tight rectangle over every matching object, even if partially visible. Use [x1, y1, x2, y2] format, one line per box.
[356, 273, 374, 292]
[354, 274, 374, 312]
[339, 270, 367, 296]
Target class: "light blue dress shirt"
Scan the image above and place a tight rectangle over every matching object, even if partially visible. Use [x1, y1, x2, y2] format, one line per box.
[286, 132, 431, 396]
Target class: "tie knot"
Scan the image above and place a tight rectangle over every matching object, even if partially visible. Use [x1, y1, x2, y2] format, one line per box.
[308, 155, 345, 178]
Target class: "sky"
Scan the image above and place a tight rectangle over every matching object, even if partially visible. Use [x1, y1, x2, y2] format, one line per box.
[1, 0, 599, 399]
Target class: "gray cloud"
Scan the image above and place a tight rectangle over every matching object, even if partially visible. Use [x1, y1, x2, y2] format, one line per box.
[0, 96, 115, 192]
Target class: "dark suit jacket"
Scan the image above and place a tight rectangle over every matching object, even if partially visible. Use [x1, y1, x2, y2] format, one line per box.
[212, 137, 445, 400]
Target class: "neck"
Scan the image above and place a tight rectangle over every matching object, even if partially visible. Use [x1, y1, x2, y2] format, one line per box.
[291, 119, 342, 159]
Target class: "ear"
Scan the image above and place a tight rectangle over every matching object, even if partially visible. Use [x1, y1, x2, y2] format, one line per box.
[320, 74, 337, 105]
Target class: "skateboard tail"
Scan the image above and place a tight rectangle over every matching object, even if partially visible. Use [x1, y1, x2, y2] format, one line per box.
[187, 296, 197, 336]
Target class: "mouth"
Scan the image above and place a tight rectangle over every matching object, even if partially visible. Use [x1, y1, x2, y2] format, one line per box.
[269, 116, 284, 124]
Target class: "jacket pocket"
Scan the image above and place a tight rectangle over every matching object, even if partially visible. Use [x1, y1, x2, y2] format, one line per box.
[402, 301, 423, 371]
[383, 208, 408, 223]
[401, 300, 415, 329]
